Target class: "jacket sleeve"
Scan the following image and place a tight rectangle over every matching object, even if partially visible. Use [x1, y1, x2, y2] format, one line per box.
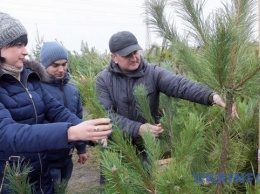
[75, 141, 87, 154]
[0, 102, 72, 153]
[74, 87, 87, 152]
[154, 65, 213, 105]
[96, 72, 142, 139]
[42, 84, 87, 153]
[76, 89, 83, 119]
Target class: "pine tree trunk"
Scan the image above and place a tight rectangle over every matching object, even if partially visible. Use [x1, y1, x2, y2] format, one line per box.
[215, 91, 233, 194]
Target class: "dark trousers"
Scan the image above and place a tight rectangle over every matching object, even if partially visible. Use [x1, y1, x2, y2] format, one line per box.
[49, 158, 73, 185]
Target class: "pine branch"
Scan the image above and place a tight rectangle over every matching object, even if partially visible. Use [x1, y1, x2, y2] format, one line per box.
[230, 47, 237, 87]
[75, 74, 106, 119]
[5, 160, 33, 194]
[110, 128, 156, 193]
[174, 0, 208, 46]
[54, 180, 68, 194]
[234, 66, 260, 90]
[145, 0, 178, 42]
[111, 165, 124, 193]
[174, 41, 207, 82]
[134, 84, 155, 124]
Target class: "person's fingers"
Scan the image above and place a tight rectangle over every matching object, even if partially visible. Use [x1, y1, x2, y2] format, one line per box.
[85, 118, 111, 126]
[69, 123, 112, 142]
[213, 94, 226, 108]
[232, 110, 240, 119]
[94, 126, 99, 131]
[81, 157, 87, 164]
[156, 129, 164, 135]
[153, 126, 163, 132]
[92, 124, 112, 132]
[93, 129, 112, 137]
[91, 136, 109, 141]
[231, 103, 240, 119]
[80, 127, 112, 141]
[101, 139, 108, 147]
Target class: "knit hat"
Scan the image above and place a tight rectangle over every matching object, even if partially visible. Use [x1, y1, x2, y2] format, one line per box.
[40, 42, 68, 68]
[109, 31, 142, 56]
[0, 12, 27, 48]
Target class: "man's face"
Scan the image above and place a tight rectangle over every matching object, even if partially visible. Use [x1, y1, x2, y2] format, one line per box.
[111, 50, 141, 72]
[46, 59, 68, 79]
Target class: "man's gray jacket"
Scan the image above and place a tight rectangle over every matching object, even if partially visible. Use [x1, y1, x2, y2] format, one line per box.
[96, 57, 213, 141]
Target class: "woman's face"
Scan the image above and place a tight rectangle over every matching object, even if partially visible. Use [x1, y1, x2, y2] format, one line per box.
[0, 43, 28, 69]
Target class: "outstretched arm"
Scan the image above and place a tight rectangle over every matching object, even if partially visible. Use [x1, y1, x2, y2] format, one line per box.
[0, 102, 112, 153]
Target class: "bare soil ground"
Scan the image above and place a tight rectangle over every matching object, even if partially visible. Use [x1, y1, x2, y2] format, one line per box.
[67, 147, 102, 194]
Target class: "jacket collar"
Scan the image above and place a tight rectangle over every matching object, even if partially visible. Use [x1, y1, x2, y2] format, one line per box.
[44, 71, 70, 85]
[0, 60, 50, 81]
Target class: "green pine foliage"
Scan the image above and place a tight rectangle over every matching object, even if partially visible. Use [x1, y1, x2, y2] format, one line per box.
[54, 180, 68, 194]
[101, 127, 151, 194]
[67, 41, 110, 120]
[100, 107, 208, 193]
[75, 74, 106, 119]
[5, 160, 33, 194]
[143, 0, 260, 193]
[134, 84, 155, 124]
[28, 28, 43, 61]
[68, 41, 109, 77]
[4, 160, 69, 194]
[6, 1, 259, 193]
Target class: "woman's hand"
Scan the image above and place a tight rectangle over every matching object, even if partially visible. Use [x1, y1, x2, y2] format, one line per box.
[67, 118, 112, 142]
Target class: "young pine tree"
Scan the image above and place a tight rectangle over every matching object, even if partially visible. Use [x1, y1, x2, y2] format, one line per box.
[145, 0, 260, 193]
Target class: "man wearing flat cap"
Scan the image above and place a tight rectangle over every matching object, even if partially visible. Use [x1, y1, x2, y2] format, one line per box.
[96, 31, 226, 170]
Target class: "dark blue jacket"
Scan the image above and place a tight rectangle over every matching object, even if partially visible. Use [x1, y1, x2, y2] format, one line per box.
[41, 72, 86, 166]
[0, 61, 82, 194]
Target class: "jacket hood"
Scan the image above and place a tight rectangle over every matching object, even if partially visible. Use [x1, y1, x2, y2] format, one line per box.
[0, 59, 50, 81]
[24, 60, 50, 81]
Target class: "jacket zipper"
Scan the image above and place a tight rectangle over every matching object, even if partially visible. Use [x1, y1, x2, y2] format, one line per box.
[2, 72, 44, 193]
[19, 77, 43, 193]
[60, 79, 67, 107]
[38, 153, 44, 194]
[127, 77, 132, 115]
[24, 87, 38, 124]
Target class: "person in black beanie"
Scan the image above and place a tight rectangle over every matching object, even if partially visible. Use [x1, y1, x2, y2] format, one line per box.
[40, 41, 87, 189]
[0, 12, 112, 194]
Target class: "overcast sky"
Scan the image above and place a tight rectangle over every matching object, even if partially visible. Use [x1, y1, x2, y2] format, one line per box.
[1, 0, 229, 53]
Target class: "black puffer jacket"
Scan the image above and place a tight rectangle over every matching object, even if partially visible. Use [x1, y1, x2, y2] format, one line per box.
[96, 57, 213, 140]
